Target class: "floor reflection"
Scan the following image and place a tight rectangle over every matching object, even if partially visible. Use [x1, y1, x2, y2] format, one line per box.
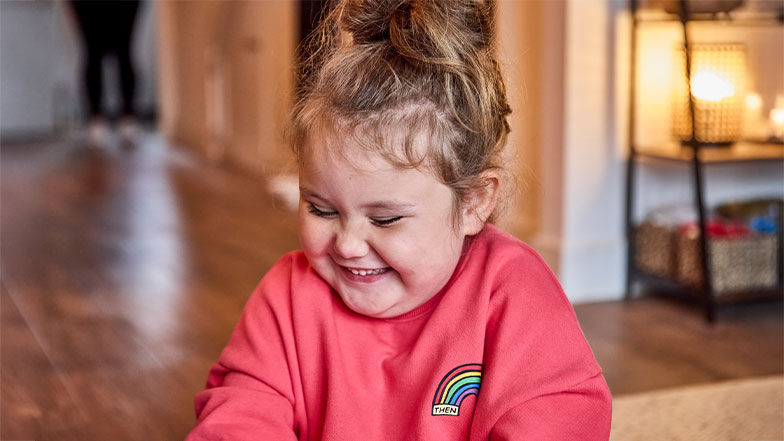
[0, 128, 300, 440]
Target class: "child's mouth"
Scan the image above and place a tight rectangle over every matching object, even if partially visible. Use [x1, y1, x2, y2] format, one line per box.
[340, 266, 391, 282]
[346, 267, 388, 276]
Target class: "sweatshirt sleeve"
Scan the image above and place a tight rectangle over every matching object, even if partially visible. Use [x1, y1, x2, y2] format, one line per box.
[488, 373, 611, 440]
[186, 258, 300, 441]
[477, 246, 612, 440]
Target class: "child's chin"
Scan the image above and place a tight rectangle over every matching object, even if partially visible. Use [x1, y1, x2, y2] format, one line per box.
[340, 294, 400, 318]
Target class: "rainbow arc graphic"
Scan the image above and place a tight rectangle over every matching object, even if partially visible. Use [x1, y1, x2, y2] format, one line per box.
[431, 363, 482, 416]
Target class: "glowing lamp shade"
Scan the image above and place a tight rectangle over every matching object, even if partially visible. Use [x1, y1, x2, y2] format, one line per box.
[672, 43, 746, 145]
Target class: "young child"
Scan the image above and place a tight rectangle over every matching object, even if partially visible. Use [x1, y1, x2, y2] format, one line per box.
[187, 0, 612, 439]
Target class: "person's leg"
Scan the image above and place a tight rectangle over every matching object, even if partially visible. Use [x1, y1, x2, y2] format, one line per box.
[110, 0, 141, 143]
[83, 40, 105, 119]
[114, 0, 140, 119]
[70, 1, 108, 146]
[71, 1, 105, 118]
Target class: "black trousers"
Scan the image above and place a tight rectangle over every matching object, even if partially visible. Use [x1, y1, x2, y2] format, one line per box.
[71, 0, 140, 118]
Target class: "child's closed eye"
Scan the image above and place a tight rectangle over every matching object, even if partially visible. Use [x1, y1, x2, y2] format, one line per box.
[307, 202, 403, 226]
[307, 203, 337, 218]
[370, 216, 403, 227]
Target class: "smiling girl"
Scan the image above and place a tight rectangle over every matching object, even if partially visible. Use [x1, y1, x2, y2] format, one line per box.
[187, 0, 611, 439]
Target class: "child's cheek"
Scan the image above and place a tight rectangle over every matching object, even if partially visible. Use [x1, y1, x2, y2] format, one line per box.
[298, 217, 332, 257]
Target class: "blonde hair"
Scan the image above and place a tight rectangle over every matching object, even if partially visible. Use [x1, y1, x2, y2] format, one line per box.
[293, 0, 511, 217]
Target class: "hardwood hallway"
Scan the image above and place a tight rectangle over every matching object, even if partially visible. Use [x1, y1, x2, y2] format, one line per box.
[1, 131, 300, 440]
[2, 131, 782, 440]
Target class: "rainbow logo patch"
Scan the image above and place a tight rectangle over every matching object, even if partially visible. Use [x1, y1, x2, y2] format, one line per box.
[431, 363, 482, 416]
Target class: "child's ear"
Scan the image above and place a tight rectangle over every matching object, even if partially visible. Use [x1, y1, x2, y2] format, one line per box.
[461, 170, 500, 236]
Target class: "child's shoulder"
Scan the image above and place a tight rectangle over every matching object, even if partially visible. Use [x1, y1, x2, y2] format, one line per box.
[253, 250, 328, 300]
[269, 249, 310, 272]
[471, 224, 565, 302]
[255, 249, 303, 282]
[474, 224, 550, 270]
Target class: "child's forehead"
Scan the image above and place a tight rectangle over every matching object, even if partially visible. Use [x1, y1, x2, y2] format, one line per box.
[303, 136, 392, 172]
[301, 117, 434, 169]
[300, 144, 416, 185]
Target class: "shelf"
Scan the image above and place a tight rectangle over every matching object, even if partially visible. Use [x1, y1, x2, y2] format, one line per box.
[634, 268, 783, 305]
[635, 142, 784, 164]
[635, 9, 784, 26]
[713, 288, 784, 305]
[626, 1, 783, 321]
[634, 269, 698, 294]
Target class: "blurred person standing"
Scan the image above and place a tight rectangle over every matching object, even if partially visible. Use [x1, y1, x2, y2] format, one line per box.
[68, 0, 140, 147]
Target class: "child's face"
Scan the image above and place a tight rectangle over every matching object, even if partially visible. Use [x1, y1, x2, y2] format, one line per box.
[298, 135, 473, 319]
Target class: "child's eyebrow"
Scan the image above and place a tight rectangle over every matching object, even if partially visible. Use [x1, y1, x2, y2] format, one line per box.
[300, 187, 339, 206]
[299, 187, 323, 201]
[361, 201, 416, 211]
[300, 187, 415, 211]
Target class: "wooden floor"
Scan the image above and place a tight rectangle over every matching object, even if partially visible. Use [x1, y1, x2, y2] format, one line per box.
[2, 131, 782, 440]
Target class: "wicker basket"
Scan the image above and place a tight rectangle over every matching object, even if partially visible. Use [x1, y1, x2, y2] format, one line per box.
[676, 233, 779, 294]
[635, 222, 677, 278]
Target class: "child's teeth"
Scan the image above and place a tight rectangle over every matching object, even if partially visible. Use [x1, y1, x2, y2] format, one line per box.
[349, 268, 386, 276]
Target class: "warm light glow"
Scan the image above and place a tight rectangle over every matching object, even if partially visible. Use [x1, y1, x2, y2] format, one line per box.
[745, 92, 762, 110]
[771, 94, 784, 139]
[772, 108, 784, 139]
[690, 72, 734, 102]
[671, 43, 746, 144]
[771, 109, 784, 126]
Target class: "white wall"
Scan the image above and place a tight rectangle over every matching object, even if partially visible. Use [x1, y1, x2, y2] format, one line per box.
[1, 1, 58, 134]
[557, 0, 627, 302]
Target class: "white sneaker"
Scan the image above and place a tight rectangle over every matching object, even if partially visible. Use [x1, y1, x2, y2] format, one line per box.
[87, 119, 108, 148]
[119, 118, 138, 145]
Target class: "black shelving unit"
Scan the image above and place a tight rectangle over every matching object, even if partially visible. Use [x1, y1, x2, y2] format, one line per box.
[624, 0, 784, 322]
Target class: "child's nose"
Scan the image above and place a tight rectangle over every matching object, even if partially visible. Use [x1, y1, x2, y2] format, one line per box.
[333, 222, 369, 259]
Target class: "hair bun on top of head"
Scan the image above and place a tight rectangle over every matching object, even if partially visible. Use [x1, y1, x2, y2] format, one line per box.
[338, 0, 493, 62]
[296, 0, 511, 215]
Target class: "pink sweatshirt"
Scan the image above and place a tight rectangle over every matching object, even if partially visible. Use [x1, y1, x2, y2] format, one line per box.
[187, 225, 611, 440]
